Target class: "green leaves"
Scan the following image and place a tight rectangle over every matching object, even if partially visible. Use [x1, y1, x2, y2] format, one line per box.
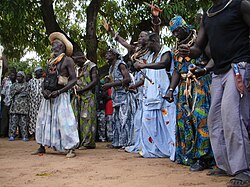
[1, 0, 211, 72]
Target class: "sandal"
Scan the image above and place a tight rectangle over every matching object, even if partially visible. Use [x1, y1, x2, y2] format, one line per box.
[66, 150, 76, 158]
[207, 168, 228, 176]
[227, 173, 250, 187]
[106, 144, 122, 149]
[190, 160, 208, 172]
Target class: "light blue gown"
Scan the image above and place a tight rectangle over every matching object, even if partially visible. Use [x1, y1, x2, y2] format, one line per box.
[139, 46, 176, 160]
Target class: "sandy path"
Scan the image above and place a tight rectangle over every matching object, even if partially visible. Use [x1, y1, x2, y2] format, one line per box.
[0, 138, 229, 187]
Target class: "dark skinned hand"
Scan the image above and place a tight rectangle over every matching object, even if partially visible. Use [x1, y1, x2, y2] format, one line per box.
[163, 90, 174, 103]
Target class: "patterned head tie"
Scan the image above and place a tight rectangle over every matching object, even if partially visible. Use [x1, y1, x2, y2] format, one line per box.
[17, 71, 26, 78]
[169, 15, 190, 33]
[34, 65, 43, 73]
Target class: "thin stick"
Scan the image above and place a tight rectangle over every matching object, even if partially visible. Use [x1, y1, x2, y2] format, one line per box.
[135, 59, 154, 84]
[143, 1, 163, 12]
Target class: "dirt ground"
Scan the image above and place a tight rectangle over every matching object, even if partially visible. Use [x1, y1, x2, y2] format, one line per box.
[0, 138, 229, 187]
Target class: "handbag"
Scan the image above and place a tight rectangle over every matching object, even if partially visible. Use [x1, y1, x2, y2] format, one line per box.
[58, 75, 68, 86]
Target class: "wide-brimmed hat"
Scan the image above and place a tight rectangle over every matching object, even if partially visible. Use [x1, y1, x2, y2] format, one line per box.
[49, 32, 73, 56]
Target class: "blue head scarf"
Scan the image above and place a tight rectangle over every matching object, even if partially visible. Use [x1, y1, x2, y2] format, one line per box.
[34, 65, 42, 73]
[169, 15, 191, 33]
[17, 71, 26, 78]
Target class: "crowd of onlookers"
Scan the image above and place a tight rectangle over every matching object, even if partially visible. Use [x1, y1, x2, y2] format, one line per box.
[0, 67, 44, 140]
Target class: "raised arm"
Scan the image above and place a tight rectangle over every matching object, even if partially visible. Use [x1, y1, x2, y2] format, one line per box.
[103, 19, 134, 51]
[151, 4, 161, 34]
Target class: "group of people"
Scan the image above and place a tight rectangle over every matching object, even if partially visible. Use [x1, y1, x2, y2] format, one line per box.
[0, 64, 44, 141]
[0, 0, 249, 186]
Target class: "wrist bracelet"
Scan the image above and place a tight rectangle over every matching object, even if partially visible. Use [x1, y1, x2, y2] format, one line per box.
[203, 67, 207, 74]
[151, 17, 162, 26]
[169, 88, 174, 91]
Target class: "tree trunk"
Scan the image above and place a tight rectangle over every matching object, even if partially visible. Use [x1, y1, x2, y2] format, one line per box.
[40, 0, 83, 56]
[85, 0, 103, 63]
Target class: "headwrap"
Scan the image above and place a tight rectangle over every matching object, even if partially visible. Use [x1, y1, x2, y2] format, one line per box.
[17, 71, 25, 78]
[107, 48, 122, 60]
[34, 65, 42, 73]
[169, 15, 191, 33]
[108, 48, 120, 56]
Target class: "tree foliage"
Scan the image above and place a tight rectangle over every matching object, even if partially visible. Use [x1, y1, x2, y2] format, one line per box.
[0, 0, 211, 74]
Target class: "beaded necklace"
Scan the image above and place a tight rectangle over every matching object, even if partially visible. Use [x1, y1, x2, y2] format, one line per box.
[48, 53, 65, 65]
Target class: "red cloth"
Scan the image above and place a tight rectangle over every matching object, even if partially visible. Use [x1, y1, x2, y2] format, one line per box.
[105, 88, 113, 115]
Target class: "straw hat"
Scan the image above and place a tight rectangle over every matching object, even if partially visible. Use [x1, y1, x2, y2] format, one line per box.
[49, 32, 73, 56]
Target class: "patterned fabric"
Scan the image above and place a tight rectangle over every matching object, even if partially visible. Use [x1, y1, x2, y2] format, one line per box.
[1, 78, 13, 106]
[36, 92, 79, 152]
[1, 78, 13, 137]
[106, 115, 113, 142]
[112, 102, 131, 147]
[174, 54, 214, 166]
[9, 82, 29, 115]
[28, 78, 44, 135]
[169, 15, 190, 32]
[109, 59, 127, 107]
[125, 97, 143, 153]
[125, 53, 150, 153]
[127, 90, 137, 145]
[72, 60, 97, 148]
[109, 59, 133, 147]
[9, 114, 28, 138]
[97, 110, 106, 141]
[139, 45, 176, 160]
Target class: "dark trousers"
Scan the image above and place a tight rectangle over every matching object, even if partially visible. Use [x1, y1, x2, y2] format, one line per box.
[0, 105, 9, 137]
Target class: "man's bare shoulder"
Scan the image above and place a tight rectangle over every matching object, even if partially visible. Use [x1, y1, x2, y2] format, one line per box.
[64, 56, 74, 66]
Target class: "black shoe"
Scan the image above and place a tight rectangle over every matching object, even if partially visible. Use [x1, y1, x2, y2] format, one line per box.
[190, 160, 208, 172]
[31, 147, 46, 155]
